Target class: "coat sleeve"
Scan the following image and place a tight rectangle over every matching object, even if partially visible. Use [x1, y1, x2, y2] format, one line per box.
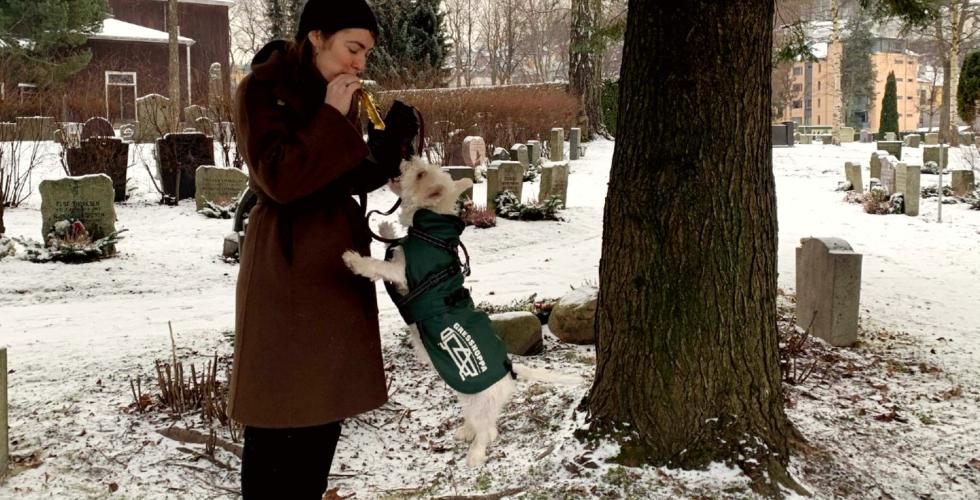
[239, 79, 371, 205]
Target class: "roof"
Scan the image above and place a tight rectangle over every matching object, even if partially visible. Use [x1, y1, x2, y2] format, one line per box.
[88, 18, 195, 45]
[150, 0, 235, 6]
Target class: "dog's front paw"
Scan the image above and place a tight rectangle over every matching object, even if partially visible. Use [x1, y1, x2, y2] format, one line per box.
[342, 250, 364, 274]
[454, 425, 475, 443]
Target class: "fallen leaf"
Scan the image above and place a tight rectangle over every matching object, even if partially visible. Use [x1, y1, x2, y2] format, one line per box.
[968, 458, 980, 471]
[108, 482, 119, 493]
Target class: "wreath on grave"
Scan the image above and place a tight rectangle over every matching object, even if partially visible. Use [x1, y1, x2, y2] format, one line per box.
[198, 199, 240, 219]
[13, 219, 126, 263]
[493, 191, 564, 221]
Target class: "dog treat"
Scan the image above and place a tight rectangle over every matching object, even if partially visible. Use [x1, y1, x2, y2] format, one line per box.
[359, 86, 386, 131]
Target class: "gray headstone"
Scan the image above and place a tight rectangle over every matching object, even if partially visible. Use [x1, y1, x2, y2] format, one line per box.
[491, 147, 510, 162]
[489, 311, 543, 356]
[844, 162, 863, 192]
[569, 127, 581, 160]
[461, 136, 486, 167]
[15, 116, 55, 141]
[799, 134, 812, 145]
[156, 132, 215, 200]
[65, 138, 130, 202]
[509, 143, 529, 169]
[195, 117, 215, 137]
[923, 146, 949, 169]
[1, 347, 7, 476]
[39, 175, 117, 241]
[904, 134, 921, 148]
[975, 136, 980, 149]
[924, 132, 939, 145]
[795, 237, 862, 347]
[884, 132, 896, 141]
[895, 163, 921, 216]
[195, 165, 249, 210]
[838, 126, 854, 143]
[951, 170, 976, 197]
[0, 123, 16, 142]
[81, 117, 115, 140]
[184, 105, 215, 125]
[137, 94, 175, 142]
[223, 232, 240, 258]
[879, 156, 897, 194]
[549, 127, 564, 161]
[486, 160, 524, 209]
[869, 151, 886, 181]
[442, 166, 475, 200]
[538, 161, 569, 206]
[876, 140, 902, 160]
[860, 129, 874, 143]
[526, 140, 542, 165]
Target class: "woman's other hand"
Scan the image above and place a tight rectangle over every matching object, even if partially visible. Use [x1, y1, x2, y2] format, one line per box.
[324, 74, 361, 115]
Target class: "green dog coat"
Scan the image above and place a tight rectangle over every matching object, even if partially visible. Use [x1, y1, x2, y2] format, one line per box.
[384, 209, 513, 394]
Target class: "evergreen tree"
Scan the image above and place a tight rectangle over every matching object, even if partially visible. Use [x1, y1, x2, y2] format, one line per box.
[266, 0, 287, 40]
[366, 0, 449, 88]
[842, 14, 876, 129]
[0, 0, 108, 85]
[879, 71, 899, 134]
[957, 50, 980, 125]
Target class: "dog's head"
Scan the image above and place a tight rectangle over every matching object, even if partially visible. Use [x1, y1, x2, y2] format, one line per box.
[396, 158, 473, 225]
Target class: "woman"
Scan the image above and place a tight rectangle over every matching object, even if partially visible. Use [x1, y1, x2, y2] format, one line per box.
[229, 0, 418, 497]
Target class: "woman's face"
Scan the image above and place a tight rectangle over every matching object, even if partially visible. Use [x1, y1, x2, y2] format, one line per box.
[309, 28, 375, 82]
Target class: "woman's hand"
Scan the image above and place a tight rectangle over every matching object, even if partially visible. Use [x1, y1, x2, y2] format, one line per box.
[324, 74, 361, 115]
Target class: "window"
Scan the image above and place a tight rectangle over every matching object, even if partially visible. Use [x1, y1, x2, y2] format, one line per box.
[793, 67, 802, 76]
[907, 96, 913, 100]
[105, 71, 138, 121]
[18, 83, 37, 103]
[792, 83, 802, 92]
[895, 59, 903, 64]
[0, 82, 4, 101]
[792, 100, 802, 109]
[906, 113, 912, 117]
[920, 90, 927, 105]
[908, 78, 914, 82]
[817, 98, 821, 107]
[817, 116, 821, 124]
[818, 81, 821, 90]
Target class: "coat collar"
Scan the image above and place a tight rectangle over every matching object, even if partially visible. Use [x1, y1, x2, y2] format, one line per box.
[250, 40, 327, 122]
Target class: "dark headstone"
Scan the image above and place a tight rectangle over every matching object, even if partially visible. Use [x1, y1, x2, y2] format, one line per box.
[81, 117, 116, 141]
[66, 138, 130, 202]
[156, 133, 215, 200]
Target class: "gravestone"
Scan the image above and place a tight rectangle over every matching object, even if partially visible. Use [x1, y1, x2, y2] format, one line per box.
[924, 132, 939, 145]
[509, 143, 529, 169]
[549, 127, 564, 161]
[844, 162, 863, 192]
[81, 117, 115, 140]
[442, 166, 475, 200]
[195, 165, 249, 210]
[491, 147, 511, 161]
[773, 122, 795, 147]
[884, 132, 896, 141]
[879, 156, 897, 194]
[951, 170, 976, 197]
[461, 136, 486, 167]
[922, 145, 949, 169]
[904, 134, 921, 148]
[119, 123, 137, 142]
[195, 117, 215, 137]
[156, 132, 215, 200]
[795, 237, 862, 347]
[975, 136, 980, 149]
[799, 134, 812, 145]
[39, 174, 117, 241]
[15, 116, 55, 141]
[869, 150, 888, 181]
[526, 140, 542, 165]
[486, 160, 524, 209]
[137, 94, 175, 143]
[569, 127, 582, 160]
[0, 347, 6, 475]
[859, 129, 873, 143]
[876, 140, 902, 160]
[538, 161, 570, 206]
[0, 123, 16, 142]
[839, 126, 854, 143]
[820, 134, 833, 144]
[960, 132, 974, 145]
[66, 138, 130, 202]
[895, 163, 921, 216]
[209, 62, 226, 113]
[184, 105, 216, 125]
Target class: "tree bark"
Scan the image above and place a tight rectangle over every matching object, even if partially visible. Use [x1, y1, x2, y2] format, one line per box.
[586, 0, 804, 496]
[168, 0, 181, 133]
[569, 0, 605, 139]
[948, 1, 963, 146]
[941, 58, 952, 143]
[829, 0, 843, 144]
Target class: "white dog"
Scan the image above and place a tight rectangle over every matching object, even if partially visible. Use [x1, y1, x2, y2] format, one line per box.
[342, 158, 580, 466]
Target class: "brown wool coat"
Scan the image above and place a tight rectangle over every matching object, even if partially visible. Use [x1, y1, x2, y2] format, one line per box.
[228, 41, 390, 428]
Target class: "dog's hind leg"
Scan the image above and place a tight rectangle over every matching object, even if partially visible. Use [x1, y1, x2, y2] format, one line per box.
[453, 420, 475, 443]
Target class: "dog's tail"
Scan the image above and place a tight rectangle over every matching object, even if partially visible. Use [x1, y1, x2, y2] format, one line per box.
[512, 363, 583, 385]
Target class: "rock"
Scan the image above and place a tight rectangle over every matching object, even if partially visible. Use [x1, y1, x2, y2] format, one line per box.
[489, 311, 543, 355]
[223, 232, 240, 258]
[549, 285, 598, 345]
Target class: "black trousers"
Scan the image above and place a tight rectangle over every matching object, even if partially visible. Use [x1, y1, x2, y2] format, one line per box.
[241, 421, 343, 500]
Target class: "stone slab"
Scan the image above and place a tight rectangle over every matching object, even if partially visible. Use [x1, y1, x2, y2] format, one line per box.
[795, 237, 862, 347]
[39, 174, 117, 241]
[195, 165, 249, 210]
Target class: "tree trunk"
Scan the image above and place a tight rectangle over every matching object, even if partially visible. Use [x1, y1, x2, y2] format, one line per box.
[0, 198, 5, 236]
[586, 0, 804, 496]
[829, 0, 843, 144]
[948, 2, 962, 146]
[168, 0, 181, 133]
[569, 0, 605, 139]
[941, 57, 952, 143]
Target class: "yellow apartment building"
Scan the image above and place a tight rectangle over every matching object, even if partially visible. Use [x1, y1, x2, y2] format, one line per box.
[784, 38, 931, 132]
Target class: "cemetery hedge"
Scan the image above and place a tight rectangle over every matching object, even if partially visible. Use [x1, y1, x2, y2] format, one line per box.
[376, 83, 579, 162]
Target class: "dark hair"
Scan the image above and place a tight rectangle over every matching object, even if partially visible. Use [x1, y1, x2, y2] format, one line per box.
[294, 0, 379, 43]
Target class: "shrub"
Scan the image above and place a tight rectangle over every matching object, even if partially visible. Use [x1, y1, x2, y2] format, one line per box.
[376, 83, 579, 165]
[863, 186, 891, 214]
[458, 199, 496, 228]
[493, 191, 564, 221]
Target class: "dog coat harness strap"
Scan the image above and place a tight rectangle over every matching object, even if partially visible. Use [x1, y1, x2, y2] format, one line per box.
[384, 209, 511, 394]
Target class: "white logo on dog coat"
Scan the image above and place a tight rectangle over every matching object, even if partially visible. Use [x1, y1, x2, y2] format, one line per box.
[439, 322, 488, 380]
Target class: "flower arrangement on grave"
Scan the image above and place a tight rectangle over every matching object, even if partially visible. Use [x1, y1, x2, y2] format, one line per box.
[457, 198, 496, 228]
[523, 159, 543, 182]
[862, 186, 892, 215]
[13, 219, 126, 263]
[493, 191, 564, 221]
[198, 199, 240, 219]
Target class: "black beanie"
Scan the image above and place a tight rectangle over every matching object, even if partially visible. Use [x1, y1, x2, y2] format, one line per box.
[295, 0, 380, 43]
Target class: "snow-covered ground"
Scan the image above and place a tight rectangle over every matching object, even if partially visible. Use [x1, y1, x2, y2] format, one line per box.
[0, 138, 978, 498]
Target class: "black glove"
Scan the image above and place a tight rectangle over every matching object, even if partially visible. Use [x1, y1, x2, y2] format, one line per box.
[368, 100, 420, 177]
